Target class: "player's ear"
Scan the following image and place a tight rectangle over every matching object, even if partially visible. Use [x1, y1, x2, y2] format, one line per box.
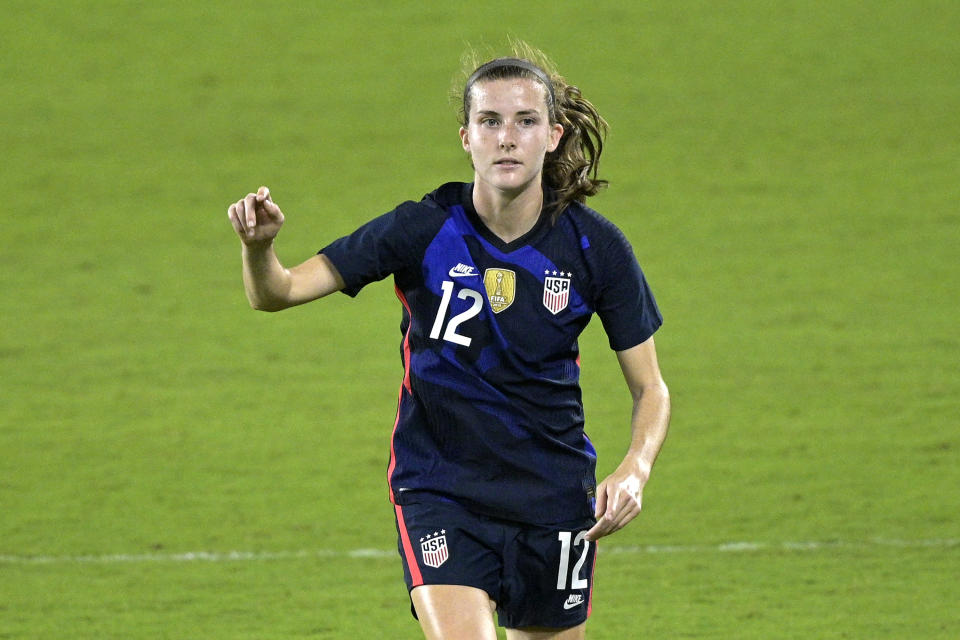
[547, 123, 564, 153]
[460, 126, 471, 152]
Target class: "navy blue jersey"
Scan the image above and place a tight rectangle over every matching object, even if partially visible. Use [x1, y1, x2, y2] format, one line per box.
[321, 183, 661, 524]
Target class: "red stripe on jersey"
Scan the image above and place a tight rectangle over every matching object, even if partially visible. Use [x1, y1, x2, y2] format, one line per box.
[388, 284, 413, 503]
[387, 382, 403, 504]
[394, 285, 413, 394]
[395, 504, 423, 586]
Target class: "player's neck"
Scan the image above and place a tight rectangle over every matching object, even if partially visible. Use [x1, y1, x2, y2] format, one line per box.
[472, 180, 543, 244]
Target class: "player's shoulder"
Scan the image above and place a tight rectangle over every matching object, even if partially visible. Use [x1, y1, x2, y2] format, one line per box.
[420, 181, 469, 210]
[383, 182, 464, 237]
[557, 200, 632, 248]
[393, 182, 464, 218]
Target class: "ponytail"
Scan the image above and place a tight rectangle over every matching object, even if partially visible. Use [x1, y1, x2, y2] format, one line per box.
[458, 42, 609, 219]
[543, 82, 608, 219]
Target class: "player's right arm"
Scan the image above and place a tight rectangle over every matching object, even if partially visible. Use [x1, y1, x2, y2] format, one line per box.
[228, 186, 345, 311]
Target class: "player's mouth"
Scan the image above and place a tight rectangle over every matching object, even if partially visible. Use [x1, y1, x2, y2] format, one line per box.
[494, 158, 522, 167]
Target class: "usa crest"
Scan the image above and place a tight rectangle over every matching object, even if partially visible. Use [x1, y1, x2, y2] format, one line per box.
[484, 268, 516, 314]
[420, 531, 449, 568]
[543, 273, 571, 314]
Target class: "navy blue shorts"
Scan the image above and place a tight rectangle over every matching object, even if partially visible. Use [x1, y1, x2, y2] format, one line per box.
[393, 494, 597, 629]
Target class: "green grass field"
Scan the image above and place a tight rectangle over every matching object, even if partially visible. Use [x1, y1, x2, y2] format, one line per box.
[2, 1, 958, 638]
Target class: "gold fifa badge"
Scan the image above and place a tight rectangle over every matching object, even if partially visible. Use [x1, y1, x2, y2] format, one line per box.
[483, 268, 516, 313]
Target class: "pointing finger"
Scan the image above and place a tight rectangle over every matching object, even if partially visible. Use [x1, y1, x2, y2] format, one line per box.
[584, 520, 606, 542]
[585, 510, 617, 541]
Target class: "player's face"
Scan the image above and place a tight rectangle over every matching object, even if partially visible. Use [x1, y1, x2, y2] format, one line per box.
[460, 78, 564, 198]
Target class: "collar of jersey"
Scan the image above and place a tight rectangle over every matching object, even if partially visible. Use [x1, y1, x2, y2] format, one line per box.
[459, 183, 553, 253]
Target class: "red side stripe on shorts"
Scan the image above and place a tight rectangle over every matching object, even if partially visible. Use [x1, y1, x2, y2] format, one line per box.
[395, 504, 423, 586]
[588, 541, 597, 617]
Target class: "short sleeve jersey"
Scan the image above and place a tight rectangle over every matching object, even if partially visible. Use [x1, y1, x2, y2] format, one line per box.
[321, 183, 662, 524]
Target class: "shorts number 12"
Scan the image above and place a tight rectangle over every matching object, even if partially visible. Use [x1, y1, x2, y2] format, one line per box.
[557, 531, 590, 590]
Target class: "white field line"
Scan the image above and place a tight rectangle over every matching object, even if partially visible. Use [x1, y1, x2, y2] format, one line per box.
[1, 538, 957, 566]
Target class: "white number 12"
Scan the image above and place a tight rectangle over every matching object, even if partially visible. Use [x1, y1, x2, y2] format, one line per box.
[557, 531, 590, 590]
[429, 280, 483, 347]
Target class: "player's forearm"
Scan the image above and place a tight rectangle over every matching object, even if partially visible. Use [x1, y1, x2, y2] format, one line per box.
[623, 380, 671, 482]
[241, 242, 295, 311]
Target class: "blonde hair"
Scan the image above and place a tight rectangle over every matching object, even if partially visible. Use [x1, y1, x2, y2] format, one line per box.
[456, 41, 609, 218]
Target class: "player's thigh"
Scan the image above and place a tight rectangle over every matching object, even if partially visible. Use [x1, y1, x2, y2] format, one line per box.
[412, 584, 498, 640]
[505, 622, 586, 640]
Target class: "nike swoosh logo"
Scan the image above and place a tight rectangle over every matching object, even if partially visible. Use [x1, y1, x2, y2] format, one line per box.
[563, 597, 584, 610]
[449, 266, 478, 278]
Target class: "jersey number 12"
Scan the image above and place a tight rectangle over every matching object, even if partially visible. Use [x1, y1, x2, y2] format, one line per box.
[429, 280, 483, 347]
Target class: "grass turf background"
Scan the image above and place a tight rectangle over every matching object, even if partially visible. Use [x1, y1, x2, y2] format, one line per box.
[2, 1, 958, 638]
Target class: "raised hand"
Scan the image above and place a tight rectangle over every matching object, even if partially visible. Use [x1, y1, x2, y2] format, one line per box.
[228, 186, 285, 246]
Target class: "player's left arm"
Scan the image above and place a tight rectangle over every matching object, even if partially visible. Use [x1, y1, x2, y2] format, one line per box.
[585, 336, 670, 541]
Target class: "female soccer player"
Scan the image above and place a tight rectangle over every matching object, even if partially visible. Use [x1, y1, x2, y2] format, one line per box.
[228, 46, 670, 640]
